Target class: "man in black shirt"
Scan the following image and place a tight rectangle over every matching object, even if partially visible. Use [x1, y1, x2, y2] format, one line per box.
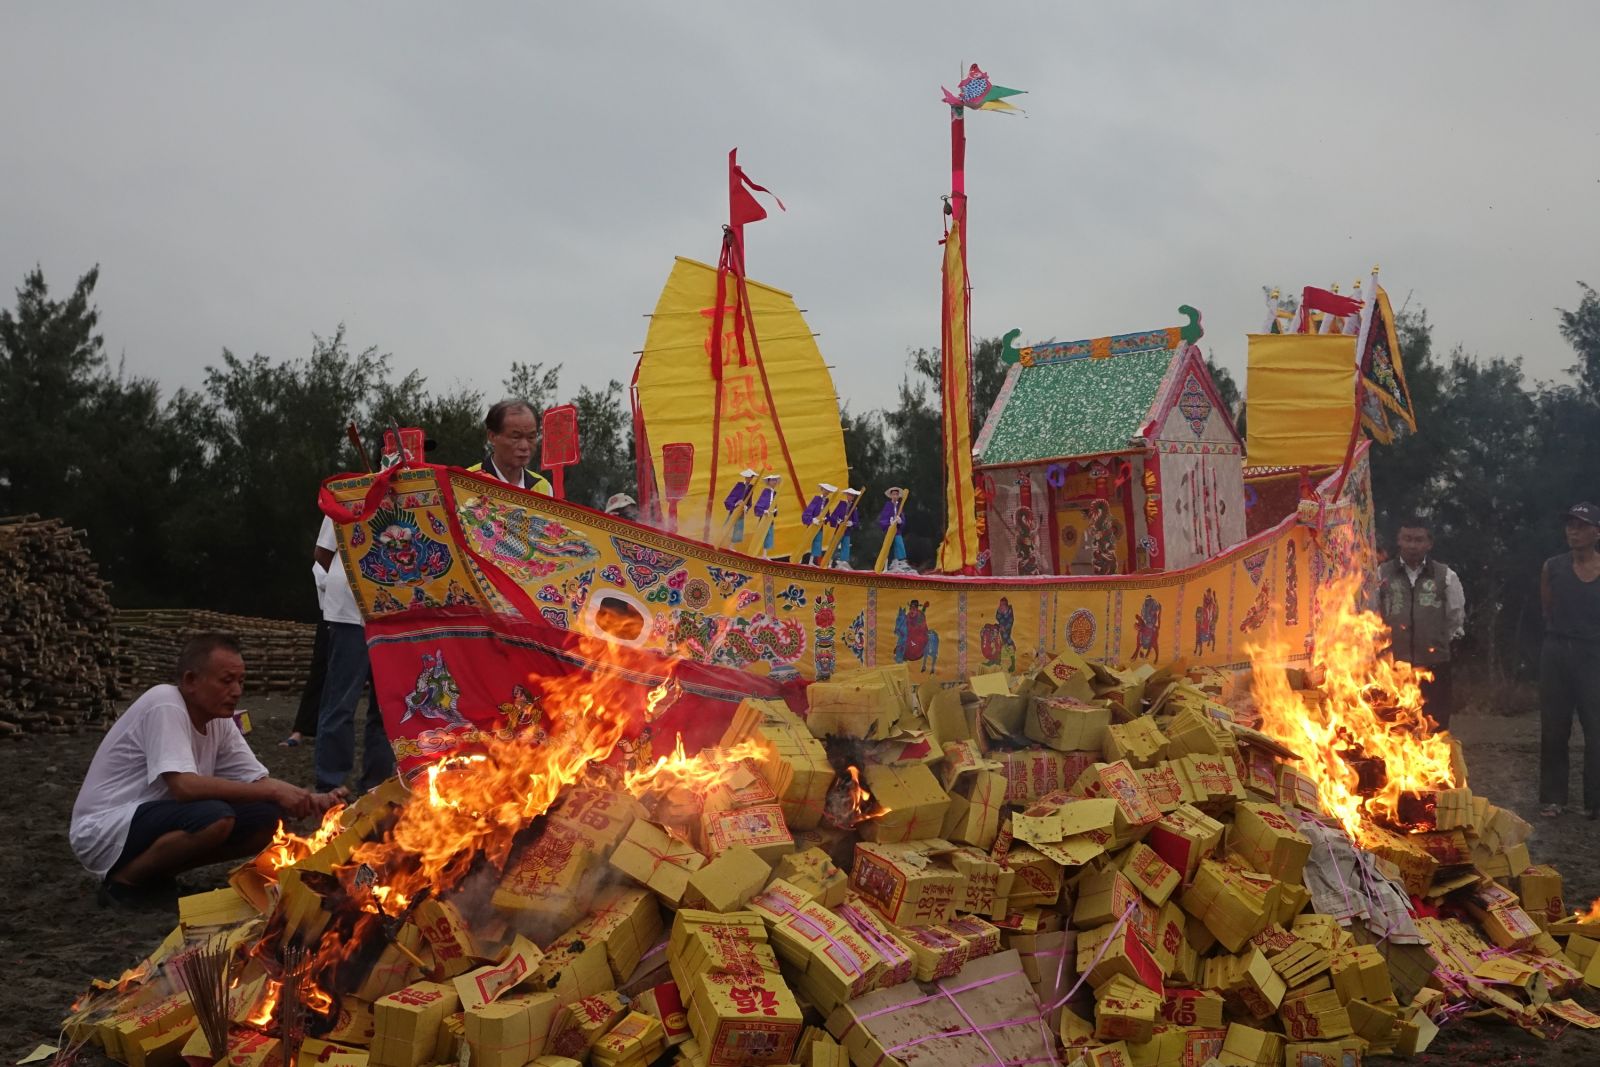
[1539, 502, 1600, 818]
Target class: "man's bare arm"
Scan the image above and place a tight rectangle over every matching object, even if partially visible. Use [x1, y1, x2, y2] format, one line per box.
[161, 771, 325, 819]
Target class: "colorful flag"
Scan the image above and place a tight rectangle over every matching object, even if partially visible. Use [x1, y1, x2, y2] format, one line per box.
[1357, 285, 1417, 433]
[936, 222, 980, 574]
[942, 65, 1025, 113]
[1359, 385, 1394, 444]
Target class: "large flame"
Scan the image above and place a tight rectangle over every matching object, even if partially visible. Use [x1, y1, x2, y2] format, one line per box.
[347, 676, 635, 900]
[260, 802, 347, 872]
[1248, 571, 1456, 844]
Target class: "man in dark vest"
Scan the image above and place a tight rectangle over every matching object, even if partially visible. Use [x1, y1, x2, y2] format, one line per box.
[1376, 517, 1465, 730]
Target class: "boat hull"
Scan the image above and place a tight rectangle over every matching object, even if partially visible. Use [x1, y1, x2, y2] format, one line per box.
[324, 445, 1373, 776]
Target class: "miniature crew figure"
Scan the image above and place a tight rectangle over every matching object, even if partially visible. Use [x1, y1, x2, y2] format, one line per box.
[879, 487, 911, 573]
[826, 488, 862, 568]
[801, 483, 839, 564]
[752, 473, 782, 557]
[71, 634, 340, 908]
[722, 468, 759, 546]
[604, 493, 640, 522]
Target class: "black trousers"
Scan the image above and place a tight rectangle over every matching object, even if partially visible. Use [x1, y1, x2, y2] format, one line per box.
[1539, 637, 1600, 809]
[291, 619, 332, 737]
[1418, 662, 1453, 731]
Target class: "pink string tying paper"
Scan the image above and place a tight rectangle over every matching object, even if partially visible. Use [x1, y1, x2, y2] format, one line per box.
[1048, 899, 1139, 1012]
[757, 890, 871, 977]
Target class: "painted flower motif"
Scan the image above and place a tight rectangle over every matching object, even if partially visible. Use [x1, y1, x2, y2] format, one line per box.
[667, 569, 689, 591]
[684, 579, 712, 611]
[815, 607, 835, 628]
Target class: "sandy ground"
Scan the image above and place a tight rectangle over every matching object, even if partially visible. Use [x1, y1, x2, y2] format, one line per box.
[6, 696, 1600, 1065]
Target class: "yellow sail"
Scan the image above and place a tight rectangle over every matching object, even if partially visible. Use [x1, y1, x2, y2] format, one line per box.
[636, 257, 850, 551]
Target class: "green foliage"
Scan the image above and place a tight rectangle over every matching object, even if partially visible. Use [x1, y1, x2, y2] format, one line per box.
[565, 380, 632, 510]
[1557, 283, 1600, 396]
[9, 260, 1600, 682]
[0, 266, 107, 511]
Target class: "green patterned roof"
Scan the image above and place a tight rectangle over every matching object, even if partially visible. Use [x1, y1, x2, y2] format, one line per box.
[976, 339, 1177, 466]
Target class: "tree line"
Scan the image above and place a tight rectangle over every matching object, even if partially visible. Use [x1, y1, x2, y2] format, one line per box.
[1, 265, 1596, 682]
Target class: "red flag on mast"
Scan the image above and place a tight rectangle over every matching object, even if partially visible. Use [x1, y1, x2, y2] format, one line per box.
[727, 149, 784, 255]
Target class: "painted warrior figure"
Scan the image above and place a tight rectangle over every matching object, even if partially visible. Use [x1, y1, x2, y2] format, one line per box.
[828, 488, 862, 568]
[880, 487, 910, 572]
[752, 473, 782, 557]
[1086, 498, 1119, 576]
[722, 467, 759, 545]
[802, 483, 838, 564]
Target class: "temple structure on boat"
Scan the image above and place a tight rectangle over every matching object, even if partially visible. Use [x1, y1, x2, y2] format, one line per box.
[974, 311, 1246, 577]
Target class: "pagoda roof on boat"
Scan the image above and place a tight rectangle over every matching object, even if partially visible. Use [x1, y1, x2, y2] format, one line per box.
[976, 322, 1191, 467]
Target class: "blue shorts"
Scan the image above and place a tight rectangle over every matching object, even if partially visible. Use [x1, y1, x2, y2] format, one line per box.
[109, 799, 285, 876]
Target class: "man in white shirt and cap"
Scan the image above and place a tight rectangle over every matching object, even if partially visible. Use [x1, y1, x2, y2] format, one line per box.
[70, 634, 336, 908]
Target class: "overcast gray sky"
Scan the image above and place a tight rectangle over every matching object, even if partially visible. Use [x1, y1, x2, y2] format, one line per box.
[3, 3, 1597, 419]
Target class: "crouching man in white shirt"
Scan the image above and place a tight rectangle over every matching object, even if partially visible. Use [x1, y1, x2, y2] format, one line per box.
[70, 633, 340, 908]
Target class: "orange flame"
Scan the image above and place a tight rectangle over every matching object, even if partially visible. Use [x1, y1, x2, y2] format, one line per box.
[622, 733, 768, 797]
[245, 979, 280, 1027]
[259, 802, 347, 872]
[304, 982, 334, 1014]
[1248, 571, 1455, 844]
[1580, 897, 1600, 923]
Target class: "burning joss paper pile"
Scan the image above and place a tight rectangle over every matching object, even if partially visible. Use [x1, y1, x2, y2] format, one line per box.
[63, 588, 1600, 1067]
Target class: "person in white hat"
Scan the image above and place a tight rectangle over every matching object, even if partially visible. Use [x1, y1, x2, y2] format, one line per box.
[604, 493, 639, 522]
[879, 487, 912, 573]
[800, 483, 838, 564]
[751, 474, 783, 557]
[723, 468, 759, 545]
[829, 488, 862, 569]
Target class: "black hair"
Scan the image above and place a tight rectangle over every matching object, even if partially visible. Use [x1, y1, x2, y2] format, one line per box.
[485, 398, 536, 433]
[177, 633, 243, 679]
[1396, 515, 1431, 535]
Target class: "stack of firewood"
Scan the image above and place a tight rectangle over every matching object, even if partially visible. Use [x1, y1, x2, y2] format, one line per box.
[114, 609, 317, 697]
[0, 514, 118, 736]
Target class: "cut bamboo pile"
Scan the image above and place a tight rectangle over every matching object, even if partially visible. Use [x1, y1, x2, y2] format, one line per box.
[115, 608, 316, 697]
[0, 514, 118, 736]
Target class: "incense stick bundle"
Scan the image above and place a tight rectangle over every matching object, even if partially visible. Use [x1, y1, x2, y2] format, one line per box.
[280, 943, 309, 1062]
[171, 935, 231, 1056]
